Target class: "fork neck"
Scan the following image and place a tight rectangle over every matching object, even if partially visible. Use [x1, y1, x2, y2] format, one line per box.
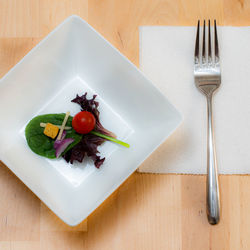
[200, 85, 217, 97]
[207, 94, 213, 112]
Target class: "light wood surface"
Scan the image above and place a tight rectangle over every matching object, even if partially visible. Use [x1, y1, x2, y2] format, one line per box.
[0, 0, 250, 249]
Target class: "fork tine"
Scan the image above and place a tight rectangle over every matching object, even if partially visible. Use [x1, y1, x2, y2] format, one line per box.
[214, 20, 219, 62]
[195, 20, 200, 63]
[202, 20, 206, 63]
[208, 20, 212, 63]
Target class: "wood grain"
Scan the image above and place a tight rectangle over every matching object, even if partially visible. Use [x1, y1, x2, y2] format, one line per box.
[85, 174, 250, 250]
[39, 0, 88, 36]
[0, 38, 40, 78]
[0, 164, 40, 241]
[0, 0, 250, 249]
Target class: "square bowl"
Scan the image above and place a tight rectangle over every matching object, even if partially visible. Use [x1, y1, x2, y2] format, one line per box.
[0, 15, 182, 226]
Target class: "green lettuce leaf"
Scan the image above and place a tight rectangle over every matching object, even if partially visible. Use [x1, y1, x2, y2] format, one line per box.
[25, 113, 82, 159]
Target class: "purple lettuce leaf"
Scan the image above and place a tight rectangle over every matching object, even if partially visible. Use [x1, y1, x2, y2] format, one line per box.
[63, 134, 105, 168]
[71, 93, 116, 138]
[63, 93, 113, 168]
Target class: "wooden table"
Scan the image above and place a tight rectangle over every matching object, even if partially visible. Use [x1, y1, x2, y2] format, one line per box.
[0, 1, 250, 249]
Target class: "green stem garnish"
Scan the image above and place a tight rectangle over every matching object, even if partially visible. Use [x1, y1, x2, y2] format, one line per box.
[90, 131, 130, 148]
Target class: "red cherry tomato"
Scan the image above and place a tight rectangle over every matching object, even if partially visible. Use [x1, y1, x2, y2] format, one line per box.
[72, 111, 96, 134]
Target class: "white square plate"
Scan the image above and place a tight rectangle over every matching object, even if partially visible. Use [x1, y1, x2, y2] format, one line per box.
[0, 16, 182, 226]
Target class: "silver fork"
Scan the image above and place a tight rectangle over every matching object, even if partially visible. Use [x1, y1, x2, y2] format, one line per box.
[194, 20, 221, 225]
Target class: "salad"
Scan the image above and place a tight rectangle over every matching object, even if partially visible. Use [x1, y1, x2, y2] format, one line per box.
[25, 93, 129, 168]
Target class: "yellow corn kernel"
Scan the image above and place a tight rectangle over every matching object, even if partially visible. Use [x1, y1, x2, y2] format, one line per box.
[43, 123, 59, 139]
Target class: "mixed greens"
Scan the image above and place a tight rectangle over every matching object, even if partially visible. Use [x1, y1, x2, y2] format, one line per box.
[25, 93, 129, 168]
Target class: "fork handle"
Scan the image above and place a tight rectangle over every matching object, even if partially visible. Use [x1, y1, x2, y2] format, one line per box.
[206, 95, 220, 225]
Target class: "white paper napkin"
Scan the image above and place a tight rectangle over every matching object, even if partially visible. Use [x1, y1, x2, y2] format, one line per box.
[138, 26, 250, 174]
